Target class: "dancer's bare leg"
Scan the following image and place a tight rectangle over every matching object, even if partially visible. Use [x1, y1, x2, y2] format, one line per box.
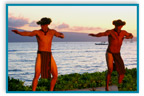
[118, 74, 124, 84]
[106, 52, 114, 91]
[50, 56, 58, 91]
[118, 57, 125, 84]
[32, 54, 41, 91]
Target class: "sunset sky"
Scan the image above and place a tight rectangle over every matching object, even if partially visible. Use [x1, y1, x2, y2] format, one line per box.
[8, 5, 137, 36]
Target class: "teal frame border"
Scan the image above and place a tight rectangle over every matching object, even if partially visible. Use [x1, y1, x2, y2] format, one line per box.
[6, 3, 139, 93]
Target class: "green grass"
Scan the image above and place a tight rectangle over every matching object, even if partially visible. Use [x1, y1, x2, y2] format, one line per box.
[8, 68, 137, 91]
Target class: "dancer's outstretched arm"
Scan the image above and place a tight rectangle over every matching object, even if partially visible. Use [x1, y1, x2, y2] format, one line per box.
[12, 30, 37, 37]
[88, 30, 111, 37]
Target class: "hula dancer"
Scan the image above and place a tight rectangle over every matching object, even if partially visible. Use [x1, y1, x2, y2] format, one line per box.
[89, 19, 133, 91]
[12, 17, 64, 91]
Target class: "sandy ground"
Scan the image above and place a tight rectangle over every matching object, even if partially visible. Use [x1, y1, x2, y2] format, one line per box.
[66, 85, 118, 91]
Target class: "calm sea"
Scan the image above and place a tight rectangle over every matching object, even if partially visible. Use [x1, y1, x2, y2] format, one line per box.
[8, 42, 137, 85]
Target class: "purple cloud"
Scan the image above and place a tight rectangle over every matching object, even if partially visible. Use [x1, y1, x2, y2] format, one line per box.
[8, 16, 29, 27]
[53, 22, 106, 32]
[56, 23, 69, 29]
[29, 21, 39, 27]
[71, 26, 104, 32]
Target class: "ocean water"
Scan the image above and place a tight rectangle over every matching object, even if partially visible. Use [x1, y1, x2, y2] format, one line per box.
[8, 42, 137, 85]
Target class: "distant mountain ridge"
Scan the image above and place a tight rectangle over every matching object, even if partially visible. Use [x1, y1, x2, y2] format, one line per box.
[8, 27, 137, 42]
